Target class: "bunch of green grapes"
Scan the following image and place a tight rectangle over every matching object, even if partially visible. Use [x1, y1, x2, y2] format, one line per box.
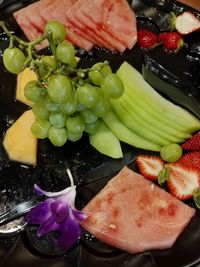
[2, 21, 124, 147]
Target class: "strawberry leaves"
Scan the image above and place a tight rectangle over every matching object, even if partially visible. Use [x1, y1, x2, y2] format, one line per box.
[158, 167, 171, 186]
[193, 188, 200, 209]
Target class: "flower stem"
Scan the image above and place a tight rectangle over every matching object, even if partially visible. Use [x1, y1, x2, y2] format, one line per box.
[67, 169, 74, 187]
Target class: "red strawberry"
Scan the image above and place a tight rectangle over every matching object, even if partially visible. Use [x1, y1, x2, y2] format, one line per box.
[159, 32, 184, 52]
[158, 32, 168, 42]
[137, 30, 158, 49]
[177, 151, 200, 170]
[166, 163, 200, 200]
[175, 11, 200, 35]
[181, 131, 200, 151]
[136, 155, 164, 181]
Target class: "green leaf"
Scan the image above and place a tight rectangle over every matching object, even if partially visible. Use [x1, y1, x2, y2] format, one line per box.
[158, 167, 171, 186]
[193, 188, 200, 209]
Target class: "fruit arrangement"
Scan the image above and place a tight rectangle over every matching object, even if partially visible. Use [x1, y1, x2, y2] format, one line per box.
[0, 21, 124, 153]
[1, 19, 200, 165]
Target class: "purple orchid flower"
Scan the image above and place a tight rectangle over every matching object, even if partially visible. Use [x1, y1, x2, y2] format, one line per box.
[25, 169, 87, 252]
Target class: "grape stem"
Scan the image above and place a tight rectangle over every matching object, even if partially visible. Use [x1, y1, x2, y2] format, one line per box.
[46, 31, 59, 68]
[0, 21, 47, 47]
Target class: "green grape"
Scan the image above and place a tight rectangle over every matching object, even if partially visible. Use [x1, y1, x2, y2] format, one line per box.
[56, 41, 76, 64]
[38, 56, 56, 77]
[84, 119, 100, 134]
[101, 73, 124, 99]
[47, 75, 72, 103]
[60, 94, 77, 115]
[77, 83, 99, 108]
[32, 103, 49, 120]
[48, 127, 67, 147]
[3, 48, 26, 74]
[69, 57, 78, 68]
[160, 143, 183, 162]
[91, 96, 110, 117]
[43, 97, 60, 112]
[31, 120, 51, 139]
[77, 102, 86, 111]
[49, 112, 67, 128]
[89, 62, 112, 85]
[66, 115, 85, 133]
[80, 109, 98, 124]
[45, 20, 66, 44]
[24, 81, 46, 103]
[67, 131, 83, 142]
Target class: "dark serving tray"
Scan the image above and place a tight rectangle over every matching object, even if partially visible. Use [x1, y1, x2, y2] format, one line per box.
[0, 0, 200, 266]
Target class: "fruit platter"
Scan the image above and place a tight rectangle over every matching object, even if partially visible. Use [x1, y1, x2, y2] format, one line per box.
[0, 0, 200, 266]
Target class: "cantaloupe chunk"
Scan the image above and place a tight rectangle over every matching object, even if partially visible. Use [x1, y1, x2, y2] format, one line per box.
[3, 110, 37, 165]
[16, 68, 37, 106]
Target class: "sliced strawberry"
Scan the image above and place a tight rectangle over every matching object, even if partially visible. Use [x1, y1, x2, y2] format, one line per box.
[166, 163, 200, 200]
[181, 131, 200, 151]
[137, 29, 158, 49]
[136, 155, 164, 181]
[161, 32, 184, 52]
[175, 11, 200, 35]
[177, 151, 200, 170]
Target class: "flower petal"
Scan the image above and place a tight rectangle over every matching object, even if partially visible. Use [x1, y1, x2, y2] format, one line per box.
[71, 208, 87, 222]
[25, 198, 54, 224]
[37, 215, 59, 237]
[34, 184, 76, 198]
[56, 214, 82, 251]
[50, 200, 69, 223]
[58, 187, 76, 208]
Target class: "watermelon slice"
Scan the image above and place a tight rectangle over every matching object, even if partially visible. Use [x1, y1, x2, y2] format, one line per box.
[81, 166, 195, 253]
[65, 0, 116, 51]
[83, 0, 137, 50]
[74, 0, 126, 52]
[40, 0, 93, 51]
[13, 11, 42, 41]
[14, 0, 54, 32]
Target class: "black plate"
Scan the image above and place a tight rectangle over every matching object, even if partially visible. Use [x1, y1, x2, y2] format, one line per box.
[0, 0, 200, 266]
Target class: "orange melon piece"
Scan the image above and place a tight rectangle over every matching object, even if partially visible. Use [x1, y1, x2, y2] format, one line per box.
[16, 68, 37, 106]
[3, 109, 37, 165]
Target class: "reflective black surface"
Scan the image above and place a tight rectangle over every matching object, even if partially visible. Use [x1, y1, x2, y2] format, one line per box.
[0, 0, 200, 266]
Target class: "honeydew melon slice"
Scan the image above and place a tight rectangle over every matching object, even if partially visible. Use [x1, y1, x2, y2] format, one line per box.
[112, 93, 191, 141]
[89, 120, 123, 159]
[110, 101, 170, 146]
[103, 111, 161, 151]
[110, 97, 188, 144]
[117, 62, 200, 133]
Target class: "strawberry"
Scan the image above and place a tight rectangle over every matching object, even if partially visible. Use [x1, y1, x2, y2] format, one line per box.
[181, 131, 200, 151]
[137, 30, 158, 49]
[175, 11, 200, 35]
[159, 32, 184, 52]
[158, 32, 168, 42]
[136, 155, 164, 181]
[166, 163, 200, 200]
[177, 151, 200, 170]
